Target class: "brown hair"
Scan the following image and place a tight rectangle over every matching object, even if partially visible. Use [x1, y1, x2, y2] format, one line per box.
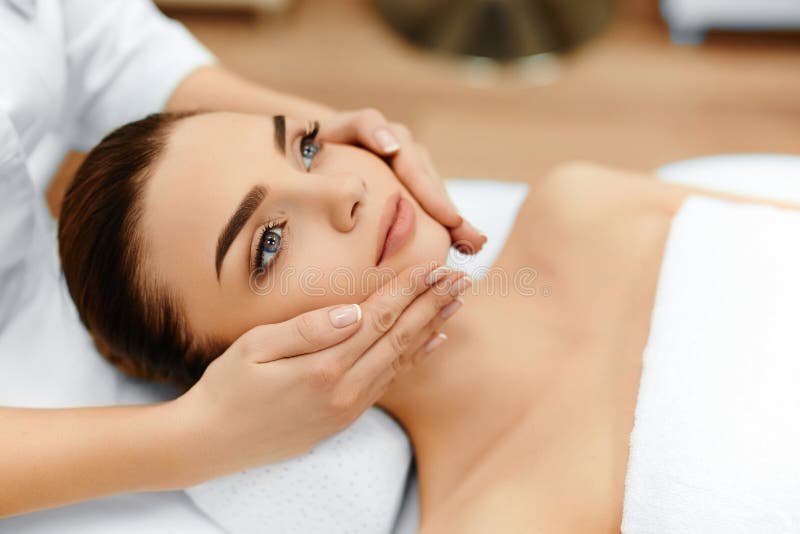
[58, 112, 222, 390]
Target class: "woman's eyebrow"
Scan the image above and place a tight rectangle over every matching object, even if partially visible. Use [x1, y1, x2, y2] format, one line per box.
[273, 115, 285, 155]
[215, 184, 268, 281]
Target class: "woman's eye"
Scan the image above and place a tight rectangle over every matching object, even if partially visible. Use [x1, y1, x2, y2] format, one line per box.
[255, 226, 283, 271]
[300, 139, 321, 171]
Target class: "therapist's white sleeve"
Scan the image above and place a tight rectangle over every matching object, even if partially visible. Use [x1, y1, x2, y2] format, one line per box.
[62, 0, 216, 150]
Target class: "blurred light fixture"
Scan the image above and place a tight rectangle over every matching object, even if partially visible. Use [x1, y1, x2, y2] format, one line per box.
[373, 0, 614, 61]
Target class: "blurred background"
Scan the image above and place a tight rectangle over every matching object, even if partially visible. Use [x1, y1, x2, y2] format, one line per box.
[52, 0, 800, 201]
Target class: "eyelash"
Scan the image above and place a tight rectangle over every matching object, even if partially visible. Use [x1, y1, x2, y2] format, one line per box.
[250, 122, 319, 274]
[300, 120, 322, 171]
[252, 220, 287, 273]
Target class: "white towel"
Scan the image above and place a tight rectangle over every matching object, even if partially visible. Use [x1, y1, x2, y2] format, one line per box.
[622, 195, 800, 533]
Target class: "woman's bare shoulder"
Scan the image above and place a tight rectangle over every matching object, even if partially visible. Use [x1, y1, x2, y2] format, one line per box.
[516, 161, 683, 236]
[526, 161, 800, 223]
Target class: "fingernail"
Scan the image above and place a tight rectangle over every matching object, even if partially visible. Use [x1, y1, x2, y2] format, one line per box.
[424, 332, 448, 353]
[439, 298, 463, 320]
[329, 304, 361, 328]
[480, 233, 488, 244]
[449, 276, 472, 297]
[374, 128, 400, 153]
[426, 266, 452, 286]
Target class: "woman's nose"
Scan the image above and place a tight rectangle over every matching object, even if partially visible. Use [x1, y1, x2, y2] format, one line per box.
[316, 171, 366, 232]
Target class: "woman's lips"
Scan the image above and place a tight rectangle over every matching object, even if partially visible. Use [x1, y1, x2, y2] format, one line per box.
[376, 193, 416, 266]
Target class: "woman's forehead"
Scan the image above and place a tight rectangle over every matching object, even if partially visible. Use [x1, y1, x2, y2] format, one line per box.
[168, 112, 275, 160]
[142, 113, 281, 261]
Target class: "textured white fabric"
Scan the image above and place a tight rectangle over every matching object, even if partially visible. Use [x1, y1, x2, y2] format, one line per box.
[187, 409, 412, 534]
[621, 195, 800, 533]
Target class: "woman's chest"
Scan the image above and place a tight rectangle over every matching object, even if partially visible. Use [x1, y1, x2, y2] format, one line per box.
[417, 289, 649, 532]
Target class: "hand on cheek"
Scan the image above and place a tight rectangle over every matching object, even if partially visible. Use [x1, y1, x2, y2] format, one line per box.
[318, 109, 487, 254]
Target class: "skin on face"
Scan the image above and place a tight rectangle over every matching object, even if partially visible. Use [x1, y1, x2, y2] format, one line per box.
[142, 112, 451, 346]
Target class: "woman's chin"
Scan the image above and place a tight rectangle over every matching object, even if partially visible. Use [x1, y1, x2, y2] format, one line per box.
[400, 220, 452, 272]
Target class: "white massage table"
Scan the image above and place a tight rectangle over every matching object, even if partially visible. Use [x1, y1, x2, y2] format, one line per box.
[2, 154, 799, 534]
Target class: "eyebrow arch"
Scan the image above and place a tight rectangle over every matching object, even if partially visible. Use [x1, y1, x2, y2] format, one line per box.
[273, 115, 285, 155]
[215, 185, 268, 280]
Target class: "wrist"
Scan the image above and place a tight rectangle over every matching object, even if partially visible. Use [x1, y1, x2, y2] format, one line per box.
[143, 397, 217, 490]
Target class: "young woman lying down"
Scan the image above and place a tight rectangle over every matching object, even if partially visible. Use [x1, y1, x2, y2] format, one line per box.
[58, 111, 800, 532]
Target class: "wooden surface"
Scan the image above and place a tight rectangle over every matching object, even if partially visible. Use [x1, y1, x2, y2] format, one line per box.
[171, 0, 800, 181]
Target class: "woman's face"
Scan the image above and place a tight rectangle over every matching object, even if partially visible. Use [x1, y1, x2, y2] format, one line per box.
[142, 112, 451, 345]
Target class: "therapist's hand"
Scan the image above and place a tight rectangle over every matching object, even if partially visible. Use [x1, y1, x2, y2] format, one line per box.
[319, 109, 487, 255]
[171, 263, 470, 483]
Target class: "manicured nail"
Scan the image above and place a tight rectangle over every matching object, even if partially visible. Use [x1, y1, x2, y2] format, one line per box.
[426, 266, 452, 286]
[374, 128, 400, 153]
[449, 276, 472, 297]
[439, 298, 463, 320]
[329, 304, 361, 328]
[424, 332, 448, 353]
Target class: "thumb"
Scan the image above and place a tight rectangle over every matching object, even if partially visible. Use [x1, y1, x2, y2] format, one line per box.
[237, 304, 363, 364]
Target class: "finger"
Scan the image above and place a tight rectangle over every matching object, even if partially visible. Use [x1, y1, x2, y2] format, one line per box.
[387, 294, 463, 377]
[413, 144, 467, 234]
[415, 331, 449, 365]
[450, 219, 487, 255]
[319, 109, 401, 155]
[388, 127, 463, 229]
[299, 262, 442, 382]
[238, 303, 363, 364]
[403, 296, 463, 365]
[415, 142, 438, 179]
[318, 262, 444, 371]
[367, 331, 449, 402]
[344, 270, 472, 392]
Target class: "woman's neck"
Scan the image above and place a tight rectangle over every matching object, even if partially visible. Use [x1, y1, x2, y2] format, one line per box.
[375, 167, 684, 524]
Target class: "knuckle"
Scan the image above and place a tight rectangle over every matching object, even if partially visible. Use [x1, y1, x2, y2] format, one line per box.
[397, 352, 413, 373]
[389, 328, 413, 356]
[391, 355, 403, 374]
[295, 313, 321, 346]
[237, 326, 264, 356]
[369, 303, 396, 334]
[309, 361, 342, 388]
[360, 107, 385, 125]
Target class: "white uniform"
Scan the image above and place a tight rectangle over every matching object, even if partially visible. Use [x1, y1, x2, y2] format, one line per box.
[0, 0, 213, 329]
[0, 2, 224, 532]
